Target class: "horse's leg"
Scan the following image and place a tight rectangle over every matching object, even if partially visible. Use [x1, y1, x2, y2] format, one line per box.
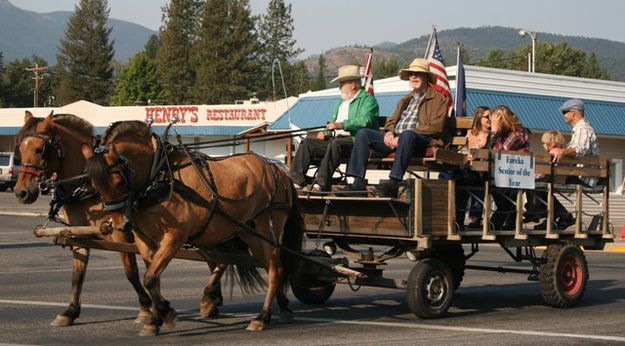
[132, 237, 162, 337]
[139, 234, 184, 336]
[200, 262, 226, 318]
[109, 230, 153, 324]
[50, 246, 89, 327]
[241, 215, 282, 331]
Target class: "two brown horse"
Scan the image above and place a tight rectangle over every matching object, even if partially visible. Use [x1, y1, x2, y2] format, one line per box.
[12, 112, 225, 328]
[82, 121, 303, 335]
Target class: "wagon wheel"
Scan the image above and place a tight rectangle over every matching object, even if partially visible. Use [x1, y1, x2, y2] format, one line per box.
[406, 258, 454, 318]
[290, 250, 336, 305]
[435, 244, 466, 290]
[538, 244, 588, 308]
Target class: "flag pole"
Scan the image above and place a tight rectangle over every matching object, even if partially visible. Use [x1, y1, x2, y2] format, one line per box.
[454, 43, 461, 113]
[424, 25, 436, 58]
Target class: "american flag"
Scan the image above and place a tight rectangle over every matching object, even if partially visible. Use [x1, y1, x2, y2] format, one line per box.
[424, 28, 453, 116]
[362, 49, 374, 95]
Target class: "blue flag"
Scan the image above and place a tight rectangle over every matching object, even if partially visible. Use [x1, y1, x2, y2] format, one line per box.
[454, 45, 467, 117]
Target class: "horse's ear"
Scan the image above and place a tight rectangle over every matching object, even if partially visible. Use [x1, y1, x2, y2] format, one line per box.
[24, 111, 33, 124]
[81, 143, 93, 160]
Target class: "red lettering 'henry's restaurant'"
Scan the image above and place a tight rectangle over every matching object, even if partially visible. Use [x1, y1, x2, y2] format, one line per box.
[0, 97, 297, 159]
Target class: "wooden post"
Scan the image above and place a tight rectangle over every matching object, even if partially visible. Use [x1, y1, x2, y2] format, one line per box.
[482, 181, 495, 240]
[515, 189, 527, 239]
[447, 179, 460, 241]
[545, 182, 559, 239]
[575, 184, 587, 239]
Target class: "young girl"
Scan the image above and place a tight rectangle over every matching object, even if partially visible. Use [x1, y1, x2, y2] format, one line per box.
[524, 130, 566, 224]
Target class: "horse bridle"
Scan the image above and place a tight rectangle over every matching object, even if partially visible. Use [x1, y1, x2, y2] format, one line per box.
[92, 144, 136, 211]
[17, 130, 64, 185]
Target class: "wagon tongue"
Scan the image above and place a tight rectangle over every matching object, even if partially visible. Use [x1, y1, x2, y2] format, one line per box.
[331, 264, 366, 279]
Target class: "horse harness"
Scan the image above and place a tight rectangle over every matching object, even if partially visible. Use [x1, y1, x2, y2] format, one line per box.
[17, 128, 98, 226]
[95, 133, 292, 247]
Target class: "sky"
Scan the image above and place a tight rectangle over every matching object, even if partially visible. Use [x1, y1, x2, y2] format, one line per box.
[9, 0, 625, 58]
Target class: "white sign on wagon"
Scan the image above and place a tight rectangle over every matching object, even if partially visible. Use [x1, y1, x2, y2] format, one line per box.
[493, 152, 535, 189]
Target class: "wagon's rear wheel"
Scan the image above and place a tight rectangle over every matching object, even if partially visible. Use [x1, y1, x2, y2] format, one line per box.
[290, 250, 336, 305]
[406, 258, 454, 318]
[539, 244, 588, 307]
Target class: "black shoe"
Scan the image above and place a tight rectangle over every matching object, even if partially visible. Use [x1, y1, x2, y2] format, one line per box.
[522, 213, 541, 224]
[336, 178, 367, 197]
[370, 181, 399, 198]
[467, 218, 481, 229]
[556, 213, 576, 230]
[533, 220, 556, 230]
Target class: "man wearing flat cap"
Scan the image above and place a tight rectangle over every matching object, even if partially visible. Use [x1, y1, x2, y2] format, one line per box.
[340, 58, 449, 198]
[289, 64, 379, 192]
[535, 98, 599, 230]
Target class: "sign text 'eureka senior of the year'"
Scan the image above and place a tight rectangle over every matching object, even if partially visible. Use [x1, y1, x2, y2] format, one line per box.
[493, 153, 535, 189]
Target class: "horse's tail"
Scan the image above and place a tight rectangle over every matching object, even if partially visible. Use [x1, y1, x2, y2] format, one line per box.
[280, 181, 304, 290]
[218, 237, 266, 295]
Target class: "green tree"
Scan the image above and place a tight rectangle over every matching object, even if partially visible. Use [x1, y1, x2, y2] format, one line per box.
[373, 59, 401, 79]
[144, 35, 160, 60]
[193, 0, 261, 104]
[110, 52, 165, 106]
[257, 0, 303, 99]
[477, 41, 609, 79]
[0, 52, 4, 107]
[55, 0, 114, 105]
[311, 54, 326, 91]
[1, 56, 54, 108]
[290, 61, 311, 95]
[156, 0, 200, 104]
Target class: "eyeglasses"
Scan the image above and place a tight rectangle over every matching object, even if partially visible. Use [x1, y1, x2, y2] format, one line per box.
[407, 71, 426, 78]
[562, 110, 573, 116]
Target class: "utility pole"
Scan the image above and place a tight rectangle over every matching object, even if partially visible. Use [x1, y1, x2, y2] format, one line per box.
[25, 64, 47, 107]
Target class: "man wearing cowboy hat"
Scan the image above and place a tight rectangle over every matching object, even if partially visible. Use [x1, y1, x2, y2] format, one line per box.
[289, 64, 379, 192]
[340, 58, 449, 198]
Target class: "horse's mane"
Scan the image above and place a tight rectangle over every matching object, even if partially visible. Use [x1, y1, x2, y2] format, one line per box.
[52, 114, 94, 138]
[102, 121, 151, 143]
[15, 113, 94, 145]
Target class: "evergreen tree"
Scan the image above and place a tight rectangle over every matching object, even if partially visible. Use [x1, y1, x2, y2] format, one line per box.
[257, 0, 303, 99]
[0, 52, 4, 107]
[311, 54, 326, 91]
[193, 0, 261, 104]
[110, 52, 165, 106]
[144, 35, 160, 60]
[156, 0, 200, 104]
[2, 56, 54, 108]
[290, 61, 311, 95]
[477, 41, 610, 80]
[373, 59, 400, 79]
[55, 0, 114, 105]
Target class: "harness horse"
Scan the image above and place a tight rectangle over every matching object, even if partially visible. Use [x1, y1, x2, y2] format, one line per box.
[12, 112, 229, 329]
[82, 121, 304, 335]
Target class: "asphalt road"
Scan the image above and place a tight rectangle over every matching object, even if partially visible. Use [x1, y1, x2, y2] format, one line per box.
[1, 191, 625, 345]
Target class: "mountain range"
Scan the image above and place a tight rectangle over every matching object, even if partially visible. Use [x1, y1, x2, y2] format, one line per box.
[2, 0, 625, 82]
[0, 0, 155, 63]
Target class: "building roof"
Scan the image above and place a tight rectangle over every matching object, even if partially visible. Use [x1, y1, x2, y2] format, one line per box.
[270, 65, 625, 136]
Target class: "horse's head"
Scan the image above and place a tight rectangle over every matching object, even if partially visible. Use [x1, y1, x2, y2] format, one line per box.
[14, 111, 62, 204]
[82, 121, 154, 230]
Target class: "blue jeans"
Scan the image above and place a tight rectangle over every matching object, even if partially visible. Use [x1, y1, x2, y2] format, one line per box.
[346, 129, 429, 181]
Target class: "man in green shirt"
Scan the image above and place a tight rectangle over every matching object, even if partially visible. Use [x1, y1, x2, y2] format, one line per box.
[289, 65, 379, 192]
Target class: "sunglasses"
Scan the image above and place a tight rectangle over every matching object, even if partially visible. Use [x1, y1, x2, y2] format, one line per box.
[407, 71, 427, 78]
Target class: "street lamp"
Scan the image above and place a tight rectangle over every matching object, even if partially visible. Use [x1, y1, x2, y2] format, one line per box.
[518, 29, 537, 73]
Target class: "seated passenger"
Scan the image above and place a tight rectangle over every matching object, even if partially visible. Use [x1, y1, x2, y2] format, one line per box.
[461, 106, 491, 228]
[534, 99, 599, 230]
[524, 130, 566, 224]
[289, 65, 379, 192]
[456, 105, 529, 230]
[340, 58, 449, 198]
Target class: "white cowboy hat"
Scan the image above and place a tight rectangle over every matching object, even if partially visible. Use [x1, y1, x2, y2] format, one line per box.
[399, 58, 436, 83]
[330, 65, 362, 83]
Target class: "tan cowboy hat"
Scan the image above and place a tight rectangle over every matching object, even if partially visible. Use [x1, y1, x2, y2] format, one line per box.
[330, 65, 362, 83]
[399, 58, 436, 83]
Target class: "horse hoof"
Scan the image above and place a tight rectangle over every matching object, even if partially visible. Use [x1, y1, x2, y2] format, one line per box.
[246, 319, 266, 331]
[279, 311, 294, 324]
[162, 309, 177, 329]
[138, 325, 159, 337]
[50, 314, 74, 327]
[200, 304, 217, 318]
[134, 308, 153, 324]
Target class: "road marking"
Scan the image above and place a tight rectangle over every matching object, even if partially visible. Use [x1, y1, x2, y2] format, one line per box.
[0, 266, 125, 275]
[298, 317, 625, 342]
[0, 211, 46, 217]
[2, 299, 624, 342]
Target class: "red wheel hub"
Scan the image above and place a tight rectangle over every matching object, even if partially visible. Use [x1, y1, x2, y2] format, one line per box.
[557, 255, 583, 296]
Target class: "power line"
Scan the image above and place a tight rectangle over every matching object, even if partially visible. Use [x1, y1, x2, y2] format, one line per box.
[25, 63, 47, 107]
